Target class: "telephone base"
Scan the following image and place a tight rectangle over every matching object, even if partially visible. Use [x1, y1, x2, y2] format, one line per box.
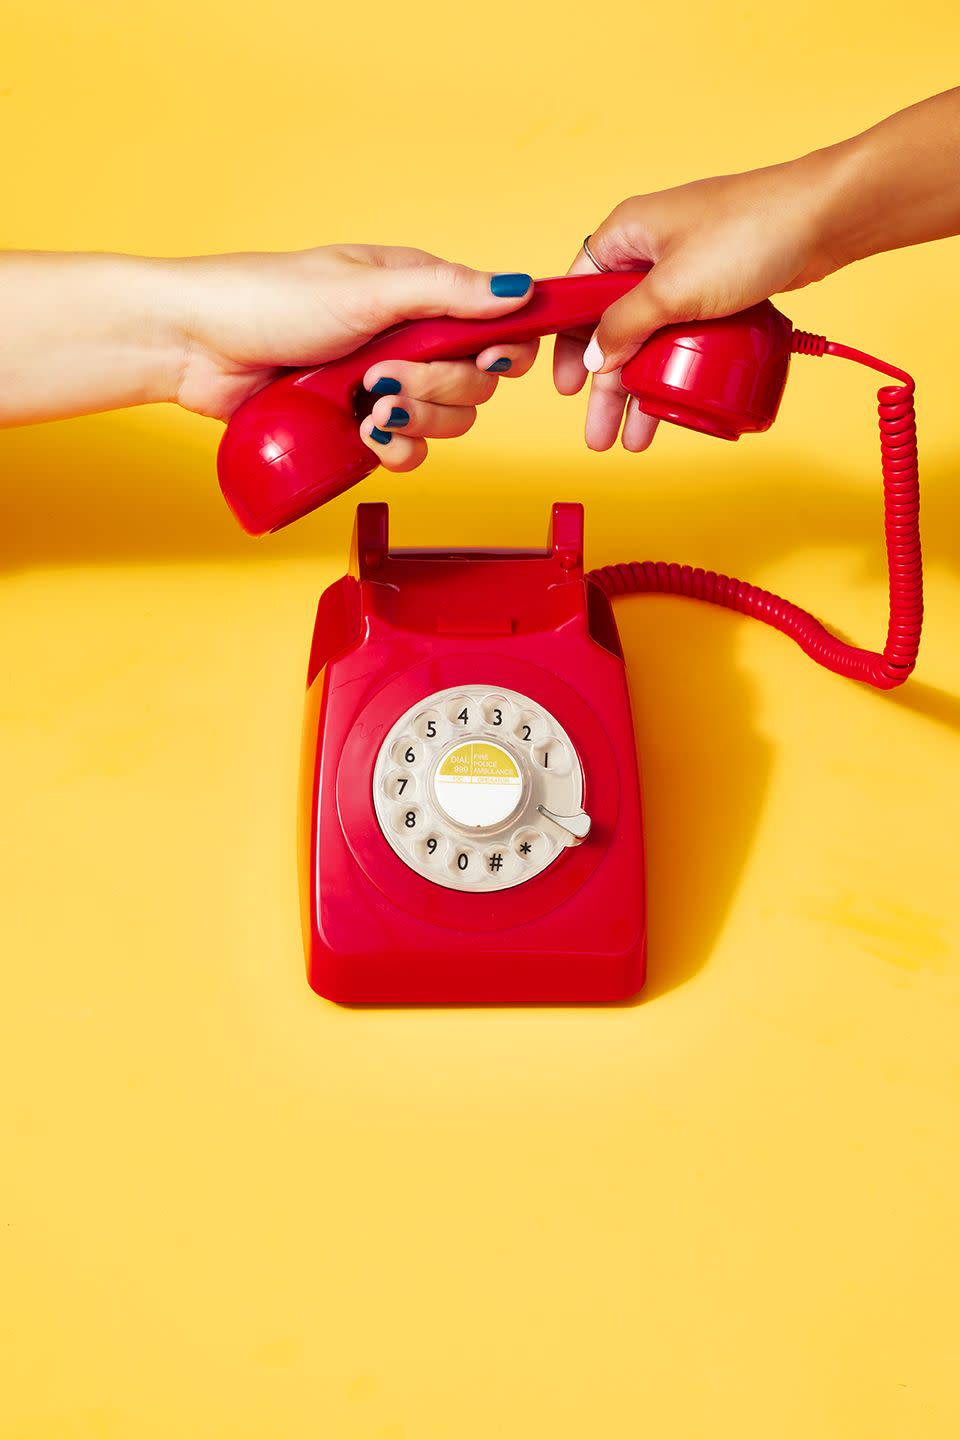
[299, 502, 646, 1004]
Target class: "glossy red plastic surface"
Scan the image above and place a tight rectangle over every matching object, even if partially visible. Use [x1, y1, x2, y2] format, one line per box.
[591, 336, 923, 691]
[220, 271, 648, 534]
[299, 502, 646, 1004]
[622, 300, 794, 440]
[295, 339, 921, 1005]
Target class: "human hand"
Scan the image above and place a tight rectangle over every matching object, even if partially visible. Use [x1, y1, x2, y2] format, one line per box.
[173, 244, 539, 467]
[553, 153, 843, 452]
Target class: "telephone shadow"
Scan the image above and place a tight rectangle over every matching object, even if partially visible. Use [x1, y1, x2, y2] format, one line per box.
[627, 642, 960, 1002]
[590, 450, 959, 1001]
[2, 415, 957, 1001]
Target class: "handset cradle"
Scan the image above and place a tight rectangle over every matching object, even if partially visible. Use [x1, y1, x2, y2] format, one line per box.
[301, 502, 646, 1004]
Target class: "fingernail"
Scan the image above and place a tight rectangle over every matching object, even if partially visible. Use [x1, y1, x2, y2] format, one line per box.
[369, 426, 392, 445]
[583, 335, 605, 373]
[386, 406, 409, 428]
[490, 272, 532, 298]
[369, 376, 401, 397]
[486, 357, 512, 373]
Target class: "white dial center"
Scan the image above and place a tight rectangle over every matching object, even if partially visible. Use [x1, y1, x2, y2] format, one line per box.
[433, 740, 523, 828]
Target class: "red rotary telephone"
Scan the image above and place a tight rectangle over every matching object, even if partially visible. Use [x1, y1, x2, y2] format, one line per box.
[217, 273, 922, 1002]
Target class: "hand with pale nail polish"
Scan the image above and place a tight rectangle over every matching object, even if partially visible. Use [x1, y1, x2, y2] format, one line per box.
[553, 166, 840, 454]
[553, 86, 960, 452]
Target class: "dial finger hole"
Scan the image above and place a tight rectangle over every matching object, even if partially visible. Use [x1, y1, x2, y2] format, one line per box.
[481, 845, 513, 881]
[480, 694, 511, 730]
[415, 832, 447, 865]
[513, 827, 545, 862]
[384, 768, 417, 803]
[513, 709, 546, 745]
[446, 696, 475, 730]
[414, 709, 442, 742]
[531, 737, 570, 775]
[392, 805, 423, 835]
[448, 846, 477, 880]
[391, 737, 422, 768]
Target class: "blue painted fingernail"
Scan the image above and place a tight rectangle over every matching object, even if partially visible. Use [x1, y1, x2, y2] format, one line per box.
[370, 426, 392, 445]
[490, 272, 532, 298]
[486, 357, 512, 373]
[386, 406, 409, 428]
[369, 376, 401, 397]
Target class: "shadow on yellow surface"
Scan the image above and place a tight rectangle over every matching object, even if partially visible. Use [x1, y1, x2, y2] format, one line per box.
[2, 408, 959, 579]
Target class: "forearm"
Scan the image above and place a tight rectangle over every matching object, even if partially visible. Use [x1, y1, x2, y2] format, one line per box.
[812, 87, 960, 268]
[0, 252, 186, 426]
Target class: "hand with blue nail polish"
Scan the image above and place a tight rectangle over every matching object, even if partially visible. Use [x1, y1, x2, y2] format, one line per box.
[359, 271, 540, 473]
[0, 244, 541, 472]
[114, 244, 540, 426]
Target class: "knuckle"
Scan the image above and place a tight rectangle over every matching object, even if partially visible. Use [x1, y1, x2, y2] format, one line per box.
[595, 198, 650, 266]
[591, 368, 625, 397]
[438, 261, 474, 297]
[644, 269, 700, 319]
[419, 363, 454, 402]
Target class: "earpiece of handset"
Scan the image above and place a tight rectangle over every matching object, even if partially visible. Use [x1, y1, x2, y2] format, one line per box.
[217, 369, 377, 537]
[620, 300, 795, 440]
[216, 273, 795, 535]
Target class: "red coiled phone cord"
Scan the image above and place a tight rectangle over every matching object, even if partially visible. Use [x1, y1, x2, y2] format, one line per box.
[587, 335, 923, 690]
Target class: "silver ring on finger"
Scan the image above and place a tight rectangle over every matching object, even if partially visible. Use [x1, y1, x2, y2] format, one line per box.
[582, 235, 609, 272]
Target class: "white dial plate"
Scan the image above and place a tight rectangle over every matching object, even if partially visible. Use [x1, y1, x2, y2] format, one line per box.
[372, 685, 584, 892]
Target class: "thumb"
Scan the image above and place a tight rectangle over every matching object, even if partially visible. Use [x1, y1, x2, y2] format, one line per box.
[586, 260, 699, 374]
[368, 260, 534, 325]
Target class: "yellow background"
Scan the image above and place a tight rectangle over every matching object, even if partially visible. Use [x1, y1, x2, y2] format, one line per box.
[2, 3, 959, 1436]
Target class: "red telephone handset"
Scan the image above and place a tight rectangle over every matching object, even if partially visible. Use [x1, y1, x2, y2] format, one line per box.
[269, 276, 923, 1001]
[217, 270, 797, 534]
[218, 272, 922, 693]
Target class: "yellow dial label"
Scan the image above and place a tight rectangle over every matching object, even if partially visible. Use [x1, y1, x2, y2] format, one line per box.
[437, 742, 521, 784]
[434, 741, 523, 827]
